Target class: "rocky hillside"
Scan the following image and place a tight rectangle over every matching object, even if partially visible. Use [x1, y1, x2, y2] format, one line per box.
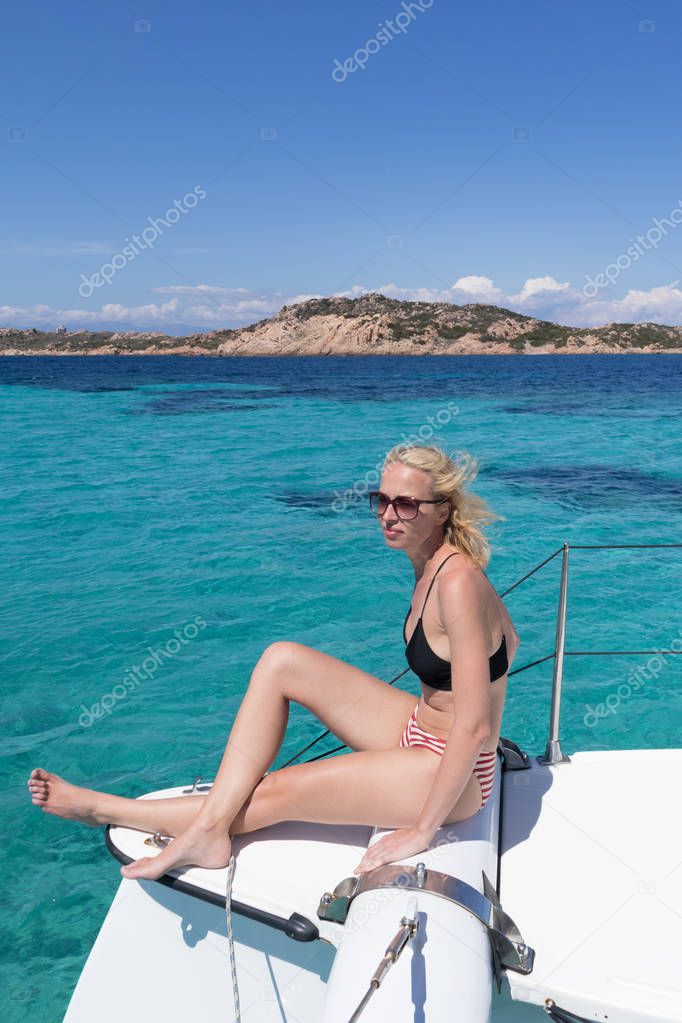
[2, 293, 682, 355]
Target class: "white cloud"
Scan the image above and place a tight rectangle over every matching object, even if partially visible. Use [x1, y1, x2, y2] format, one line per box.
[509, 276, 572, 304]
[4, 277, 682, 332]
[151, 284, 244, 297]
[97, 299, 181, 322]
[609, 282, 682, 321]
[0, 299, 182, 329]
[452, 275, 504, 301]
[334, 277, 505, 306]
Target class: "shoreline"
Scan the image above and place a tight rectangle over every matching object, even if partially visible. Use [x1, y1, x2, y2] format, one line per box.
[1, 346, 681, 356]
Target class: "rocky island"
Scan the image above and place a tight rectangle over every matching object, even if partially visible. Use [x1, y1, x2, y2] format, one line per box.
[1, 293, 681, 355]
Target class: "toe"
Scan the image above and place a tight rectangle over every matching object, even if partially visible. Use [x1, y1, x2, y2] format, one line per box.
[121, 858, 153, 879]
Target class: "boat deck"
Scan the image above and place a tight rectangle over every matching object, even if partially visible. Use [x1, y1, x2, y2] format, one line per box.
[107, 763, 501, 949]
[499, 749, 682, 1023]
[107, 789, 374, 945]
[105, 749, 682, 1021]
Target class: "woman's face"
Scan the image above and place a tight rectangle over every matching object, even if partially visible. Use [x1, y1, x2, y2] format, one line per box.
[374, 464, 449, 549]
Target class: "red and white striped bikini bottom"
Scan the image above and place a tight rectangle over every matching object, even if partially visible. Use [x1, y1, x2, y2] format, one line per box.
[398, 703, 497, 810]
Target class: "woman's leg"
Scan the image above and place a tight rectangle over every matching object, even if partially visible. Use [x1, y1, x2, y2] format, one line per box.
[27, 767, 211, 835]
[118, 641, 418, 879]
[30, 641, 418, 878]
[30, 745, 483, 843]
[195, 640, 418, 830]
[27, 768, 277, 837]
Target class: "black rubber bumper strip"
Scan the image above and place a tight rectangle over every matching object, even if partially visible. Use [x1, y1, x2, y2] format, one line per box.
[105, 825, 319, 942]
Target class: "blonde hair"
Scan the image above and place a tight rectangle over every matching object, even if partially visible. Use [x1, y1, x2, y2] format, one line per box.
[381, 443, 505, 570]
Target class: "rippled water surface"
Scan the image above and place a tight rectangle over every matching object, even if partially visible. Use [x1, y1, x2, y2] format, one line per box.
[1, 354, 681, 1021]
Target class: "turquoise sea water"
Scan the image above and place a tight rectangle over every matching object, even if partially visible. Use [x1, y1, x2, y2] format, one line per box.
[1, 354, 681, 1022]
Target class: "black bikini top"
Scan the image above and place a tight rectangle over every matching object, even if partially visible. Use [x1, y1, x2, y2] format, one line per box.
[403, 552, 509, 690]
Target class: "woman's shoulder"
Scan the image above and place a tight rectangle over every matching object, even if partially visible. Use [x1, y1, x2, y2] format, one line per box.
[436, 550, 483, 599]
[436, 552, 501, 628]
[440, 547, 483, 582]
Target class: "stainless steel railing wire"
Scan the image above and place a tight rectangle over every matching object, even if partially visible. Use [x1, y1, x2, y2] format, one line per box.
[280, 542, 682, 768]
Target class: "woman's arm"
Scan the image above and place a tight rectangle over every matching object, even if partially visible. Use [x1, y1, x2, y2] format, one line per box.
[352, 569, 498, 873]
[414, 724, 491, 838]
[414, 570, 493, 837]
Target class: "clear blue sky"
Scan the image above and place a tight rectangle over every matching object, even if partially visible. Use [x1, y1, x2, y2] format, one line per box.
[2, 0, 682, 333]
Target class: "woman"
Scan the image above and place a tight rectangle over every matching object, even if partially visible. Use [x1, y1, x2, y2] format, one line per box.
[27, 442, 520, 878]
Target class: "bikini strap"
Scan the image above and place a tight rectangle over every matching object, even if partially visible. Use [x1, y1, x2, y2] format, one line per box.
[418, 552, 460, 618]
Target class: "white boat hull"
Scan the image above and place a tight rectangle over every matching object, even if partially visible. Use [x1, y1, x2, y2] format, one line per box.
[64, 760, 507, 1022]
[321, 756, 502, 1021]
[64, 876, 334, 1021]
[63, 748, 682, 1022]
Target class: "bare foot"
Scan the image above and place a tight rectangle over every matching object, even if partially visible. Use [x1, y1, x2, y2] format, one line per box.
[120, 815, 231, 881]
[27, 768, 102, 827]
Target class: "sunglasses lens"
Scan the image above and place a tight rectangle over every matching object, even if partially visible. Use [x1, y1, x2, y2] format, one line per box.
[370, 493, 421, 519]
[395, 499, 418, 519]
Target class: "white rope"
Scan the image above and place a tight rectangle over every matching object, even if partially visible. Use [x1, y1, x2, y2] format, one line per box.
[225, 852, 241, 1021]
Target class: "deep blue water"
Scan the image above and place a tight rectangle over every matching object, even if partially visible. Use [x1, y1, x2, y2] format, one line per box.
[1, 354, 681, 1021]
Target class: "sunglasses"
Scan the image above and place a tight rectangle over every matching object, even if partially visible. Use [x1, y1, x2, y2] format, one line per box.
[368, 490, 449, 522]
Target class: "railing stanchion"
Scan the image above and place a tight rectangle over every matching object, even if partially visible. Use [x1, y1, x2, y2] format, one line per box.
[538, 542, 572, 765]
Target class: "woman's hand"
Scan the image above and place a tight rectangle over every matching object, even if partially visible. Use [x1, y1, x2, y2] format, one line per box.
[353, 825, 436, 875]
